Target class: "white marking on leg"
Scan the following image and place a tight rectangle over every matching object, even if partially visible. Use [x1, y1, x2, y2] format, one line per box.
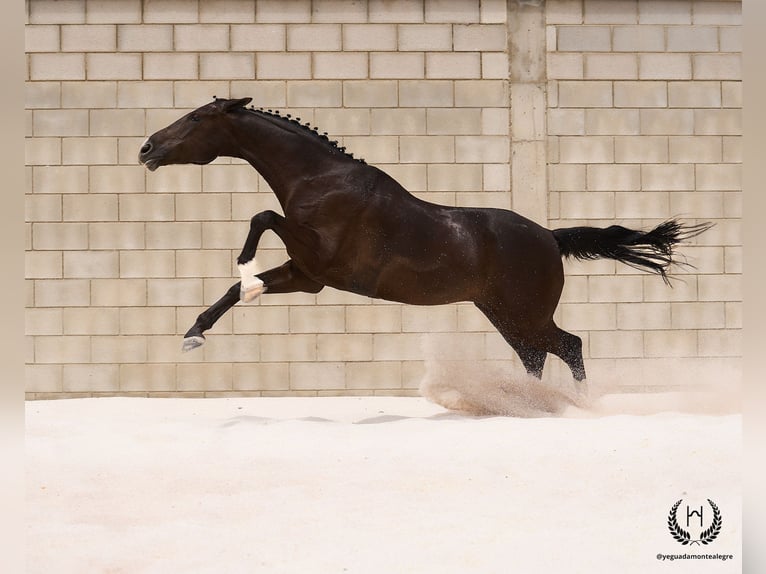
[238, 260, 266, 302]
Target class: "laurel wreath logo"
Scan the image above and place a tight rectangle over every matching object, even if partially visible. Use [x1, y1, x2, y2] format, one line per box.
[667, 499, 722, 546]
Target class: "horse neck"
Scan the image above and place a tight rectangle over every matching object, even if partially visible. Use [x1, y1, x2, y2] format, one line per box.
[224, 112, 336, 207]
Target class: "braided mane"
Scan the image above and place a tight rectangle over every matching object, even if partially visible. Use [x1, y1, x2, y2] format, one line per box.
[231, 99, 366, 164]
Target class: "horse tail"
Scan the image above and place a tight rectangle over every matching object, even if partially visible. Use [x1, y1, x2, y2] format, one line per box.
[552, 219, 713, 285]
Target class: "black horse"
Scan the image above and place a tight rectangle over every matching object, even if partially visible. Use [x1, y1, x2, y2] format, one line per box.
[139, 97, 711, 391]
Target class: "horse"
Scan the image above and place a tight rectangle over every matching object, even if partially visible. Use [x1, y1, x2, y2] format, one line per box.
[139, 97, 712, 392]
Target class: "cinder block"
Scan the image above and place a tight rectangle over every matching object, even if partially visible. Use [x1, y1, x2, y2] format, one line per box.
[147, 278, 203, 306]
[399, 136, 454, 163]
[35, 335, 90, 363]
[25, 25, 60, 52]
[695, 164, 741, 191]
[32, 110, 86, 138]
[455, 80, 508, 107]
[617, 302, 671, 330]
[693, 1, 741, 26]
[612, 25, 664, 51]
[30, 53, 85, 81]
[640, 109, 694, 135]
[482, 108, 509, 136]
[311, 0, 366, 23]
[61, 24, 115, 51]
[698, 329, 741, 358]
[402, 305, 457, 333]
[120, 364, 175, 392]
[30, 0, 84, 24]
[143, 0, 199, 23]
[346, 305, 401, 333]
[314, 108, 370, 135]
[668, 81, 721, 108]
[556, 26, 611, 52]
[589, 330, 643, 359]
[343, 80, 398, 107]
[722, 136, 742, 163]
[25, 251, 62, 279]
[62, 307, 119, 335]
[400, 80, 454, 107]
[425, 0, 480, 23]
[638, 54, 692, 80]
[26, 307, 62, 337]
[146, 222, 201, 249]
[560, 302, 616, 331]
[613, 81, 667, 108]
[120, 250, 175, 278]
[346, 362, 402, 390]
[398, 24, 451, 51]
[117, 81, 174, 108]
[287, 24, 342, 51]
[26, 365, 62, 393]
[427, 164, 482, 192]
[289, 306, 345, 333]
[584, 53, 637, 80]
[232, 306, 289, 334]
[32, 222, 87, 250]
[585, 109, 640, 135]
[549, 164, 585, 191]
[120, 307, 177, 335]
[640, 164, 695, 191]
[722, 82, 742, 109]
[90, 278, 146, 307]
[669, 136, 722, 163]
[546, 0, 583, 24]
[314, 53, 368, 79]
[558, 81, 612, 108]
[63, 365, 120, 393]
[694, 109, 742, 136]
[62, 137, 118, 165]
[342, 23, 397, 51]
[547, 53, 583, 80]
[719, 26, 741, 53]
[644, 330, 697, 358]
[63, 250, 118, 279]
[614, 136, 668, 163]
[199, 52, 255, 80]
[175, 250, 232, 279]
[453, 24, 506, 51]
[548, 109, 582, 136]
[643, 275, 697, 302]
[87, 53, 142, 80]
[559, 191, 615, 219]
[144, 53, 199, 80]
[289, 362, 344, 391]
[118, 24, 173, 51]
[666, 26, 719, 52]
[26, 82, 62, 109]
[371, 109, 425, 135]
[587, 164, 640, 191]
[287, 81, 342, 107]
[693, 54, 741, 81]
[638, 0, 691, 24]
[588, 276, 643, 303]
[230, 24, 285, 51]
[175, 24, 229, 51]
[558, 136, 614, 163]
[671, 302, 725, 329]
[584, 0, 637, 24]
[233, 363, 289, 392]
[258, 334, 316, 361]
[256, 0, 311, 23]
[177, 364, 233, 392]
[256, 53, 311, 79]
[615, 191, 670, 218]
[371, 52, 425, 79]
[455, 135, 508, 163]
[90, 109, 145, 137]
[426, 52, 481, 79]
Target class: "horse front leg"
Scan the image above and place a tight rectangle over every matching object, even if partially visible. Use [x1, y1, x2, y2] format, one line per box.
[182, 261, 323, 352]
[237, 210, 283, 302]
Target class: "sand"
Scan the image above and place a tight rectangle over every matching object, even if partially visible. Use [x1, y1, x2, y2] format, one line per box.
[26, 388, 741, 574]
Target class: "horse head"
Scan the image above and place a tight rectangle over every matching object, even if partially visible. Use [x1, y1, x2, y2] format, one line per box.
[138, 97, 252, 171]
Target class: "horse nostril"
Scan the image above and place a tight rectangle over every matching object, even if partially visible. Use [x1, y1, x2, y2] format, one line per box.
[140, 142, 152, 155]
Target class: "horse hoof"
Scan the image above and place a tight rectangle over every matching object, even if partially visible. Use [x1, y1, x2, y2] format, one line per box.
[182, 335, 205, 353]
[240, 284, 265, 303]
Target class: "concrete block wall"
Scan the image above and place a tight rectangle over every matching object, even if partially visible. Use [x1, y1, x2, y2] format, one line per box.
[25, 0, 741, 398]
[545, 0, 741, 388]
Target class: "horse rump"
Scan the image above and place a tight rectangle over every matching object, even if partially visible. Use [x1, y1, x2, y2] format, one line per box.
[552, 219, 713, 285]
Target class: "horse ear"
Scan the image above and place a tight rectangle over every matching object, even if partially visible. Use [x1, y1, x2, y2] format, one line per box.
[221, 97, 253, 113]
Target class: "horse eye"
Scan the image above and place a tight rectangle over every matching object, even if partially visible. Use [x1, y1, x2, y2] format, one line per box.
[190, 114, 200, 122]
